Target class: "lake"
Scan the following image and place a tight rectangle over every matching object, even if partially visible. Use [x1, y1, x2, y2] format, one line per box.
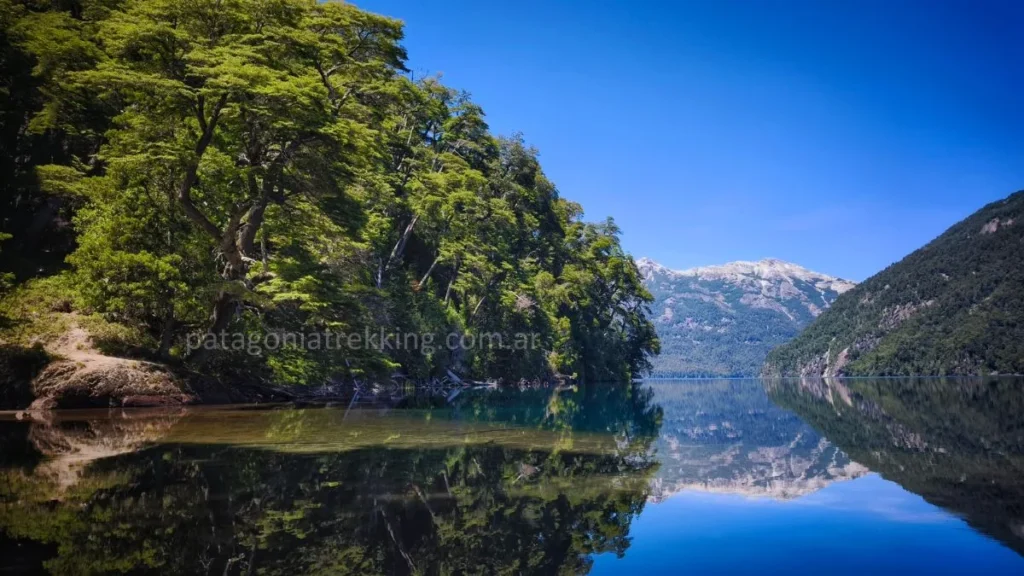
[1, 378, 1022, 574]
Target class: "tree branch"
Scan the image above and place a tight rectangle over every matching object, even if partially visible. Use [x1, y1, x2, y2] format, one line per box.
[417, 254, 441, 289]
[377, 214, 419, 287]
[178, 93, 229, 241]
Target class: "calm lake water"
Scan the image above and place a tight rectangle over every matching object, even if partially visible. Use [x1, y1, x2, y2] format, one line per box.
[1, 378, 1022, 574]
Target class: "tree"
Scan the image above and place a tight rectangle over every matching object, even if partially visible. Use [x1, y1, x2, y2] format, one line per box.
[72, 0, 404, 342]
[2, 0, 658, 385]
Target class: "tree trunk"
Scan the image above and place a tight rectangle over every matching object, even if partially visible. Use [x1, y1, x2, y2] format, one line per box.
[177, 94, 229, 242]
[444, 261, 459, 305]
[418, 254, 441, 289]
[208, 292, 238, 337]
[238, 199, 267, 256]
[187, 215, 247, 364]
[471, 295, 486, 319]
[186, 292, 237, 364]
[157, 306, 176, 359]
[377, 215, 419, 288]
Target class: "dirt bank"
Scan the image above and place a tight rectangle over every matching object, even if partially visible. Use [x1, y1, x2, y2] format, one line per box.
[1, 321, 289, 411]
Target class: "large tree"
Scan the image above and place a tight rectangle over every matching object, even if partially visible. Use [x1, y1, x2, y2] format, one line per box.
[3, 0, 658, 384]
[66, 0, 405, 345]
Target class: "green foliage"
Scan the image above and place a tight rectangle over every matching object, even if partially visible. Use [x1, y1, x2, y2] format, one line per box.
[649, 305, 805, 378]
[0, 233, 13, 293]
[769, 376, 1024, 555]
[0, 383, 662, 574]
[0, 342, 48, 407]
[766, 191, 1024, 376]
[0, 275, 77, 344]
[0, 0, 103, 280]
[0, 0, 658, 384]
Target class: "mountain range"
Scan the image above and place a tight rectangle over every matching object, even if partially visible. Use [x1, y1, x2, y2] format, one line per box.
[638, 257, 855, 377]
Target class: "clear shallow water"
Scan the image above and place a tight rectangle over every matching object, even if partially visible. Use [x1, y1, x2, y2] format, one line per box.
[1, 378, 1022, 574]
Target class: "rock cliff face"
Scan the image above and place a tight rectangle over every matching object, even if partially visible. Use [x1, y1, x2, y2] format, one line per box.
[637, 258, 854, 377]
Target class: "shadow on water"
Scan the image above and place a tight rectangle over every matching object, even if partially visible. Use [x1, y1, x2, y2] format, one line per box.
[767, 376, 1024, 556]
[0, 383, 662, 575]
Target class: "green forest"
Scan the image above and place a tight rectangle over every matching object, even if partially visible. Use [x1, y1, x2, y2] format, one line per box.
[764, 190, 1024, 377]
[0, 0, 658, 389]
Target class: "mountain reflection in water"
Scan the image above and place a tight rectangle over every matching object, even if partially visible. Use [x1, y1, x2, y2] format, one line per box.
[2, 378, 1024, 575]
[767, 377, 1024, 557]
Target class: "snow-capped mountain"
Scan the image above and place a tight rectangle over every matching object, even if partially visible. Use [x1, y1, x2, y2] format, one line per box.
[637, 257, 855, 377]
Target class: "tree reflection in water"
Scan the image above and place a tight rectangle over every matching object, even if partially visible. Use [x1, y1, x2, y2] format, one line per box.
[768, 376, 1024, 557]
[0, 383, 662, 575]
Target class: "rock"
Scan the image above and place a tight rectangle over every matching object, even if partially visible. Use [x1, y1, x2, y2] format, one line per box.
[27, 396, 58, 411]
[32, 359, 189, 409]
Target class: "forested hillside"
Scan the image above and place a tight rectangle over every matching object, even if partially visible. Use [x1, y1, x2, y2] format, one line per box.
[0, 0, 657, 388]
[765, 191, 1024, 377]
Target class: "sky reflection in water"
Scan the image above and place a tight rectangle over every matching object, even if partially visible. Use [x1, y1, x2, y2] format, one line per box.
[594, 473, 1023, 575]
[1, 378, 1023, 574]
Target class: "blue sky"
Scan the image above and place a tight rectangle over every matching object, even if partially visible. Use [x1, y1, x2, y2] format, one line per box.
[356, 0, 1024, 281]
